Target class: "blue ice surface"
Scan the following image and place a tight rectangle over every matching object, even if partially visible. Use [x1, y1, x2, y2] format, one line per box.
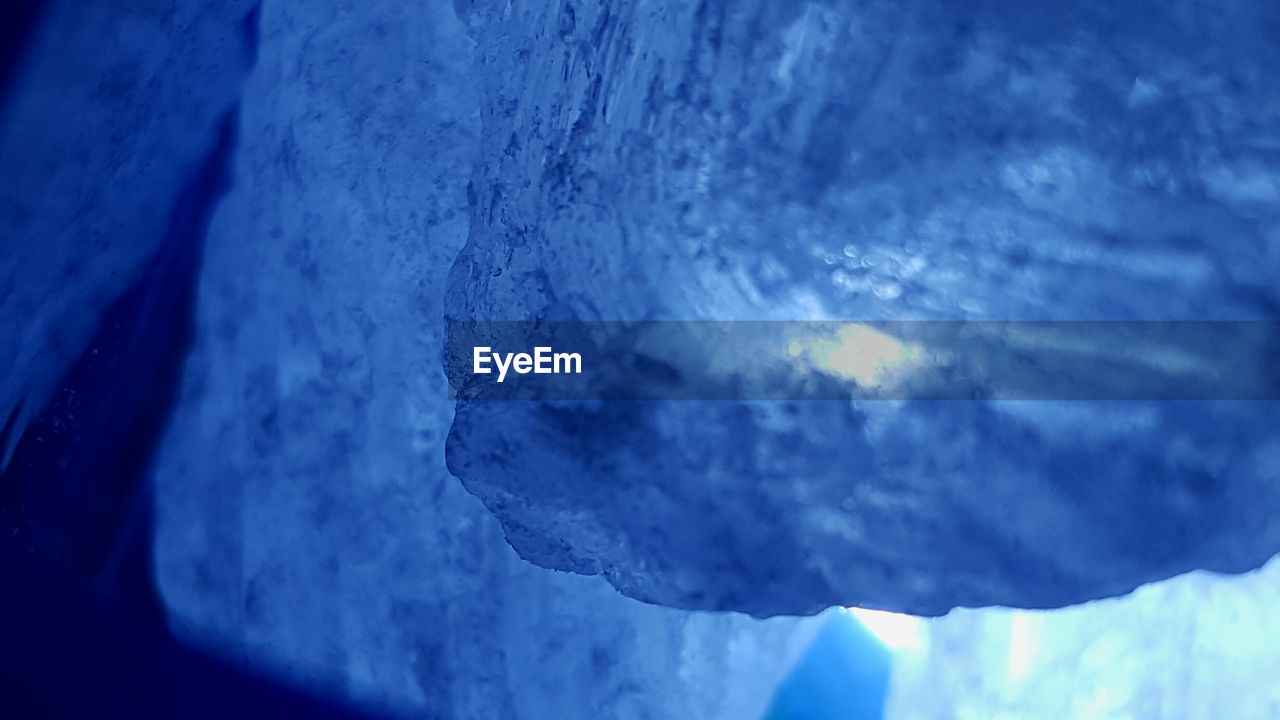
[142, 1, 813, 718]
[445, 0, 1280, 618]
[765, 612, 891, 720]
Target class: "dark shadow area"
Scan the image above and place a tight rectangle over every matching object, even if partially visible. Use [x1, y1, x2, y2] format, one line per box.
[0, 0, 45, 104]
[0, 547, 385, 719]
[0, 114, 235, 616]
[0, 88, 397, 719]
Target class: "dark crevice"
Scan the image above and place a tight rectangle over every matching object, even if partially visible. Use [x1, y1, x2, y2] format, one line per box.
[0, 0, 46, 106]
[0, 114, 238, 618]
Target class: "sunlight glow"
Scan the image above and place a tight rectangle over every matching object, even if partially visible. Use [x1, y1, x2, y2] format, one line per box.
[790, 323, 922, 389]
[1007, 612, 1041, 681]
[846, 607, 927, 652]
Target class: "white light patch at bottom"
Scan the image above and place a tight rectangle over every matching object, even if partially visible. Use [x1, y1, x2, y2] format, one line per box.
[1007, 612, 1041, 681]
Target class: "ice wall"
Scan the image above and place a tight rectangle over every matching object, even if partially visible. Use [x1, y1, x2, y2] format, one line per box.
[150, 1, 814, 717]
[446, 0, 1280, 615]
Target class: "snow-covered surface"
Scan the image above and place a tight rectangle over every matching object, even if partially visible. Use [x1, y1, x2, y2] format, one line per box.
[886, 556, 1280, 719]
[150, 1, 815, 716]
[446, 0, 1280, 616]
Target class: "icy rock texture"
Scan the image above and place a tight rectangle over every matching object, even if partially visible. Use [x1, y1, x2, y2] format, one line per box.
[0, 0, 256, 464]
[886, 556, 1280, 719]
[152, 1, 813, 717]
[447, 0, 1280, 615]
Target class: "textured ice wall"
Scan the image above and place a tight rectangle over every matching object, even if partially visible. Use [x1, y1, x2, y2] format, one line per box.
[447, 0, 1280, 615]
[0, 0, 256, 465]
[885, 556, 1280, 719]
[152, 1, 813, 717]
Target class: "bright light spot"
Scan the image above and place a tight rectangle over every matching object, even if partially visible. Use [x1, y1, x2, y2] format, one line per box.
[1007, 612, 1041, 681]
[847, 607, 927, 652]
[794, 324, 922, 388]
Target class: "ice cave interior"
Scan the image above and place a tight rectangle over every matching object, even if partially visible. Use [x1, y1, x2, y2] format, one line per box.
[2, 0, 1279, 718]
